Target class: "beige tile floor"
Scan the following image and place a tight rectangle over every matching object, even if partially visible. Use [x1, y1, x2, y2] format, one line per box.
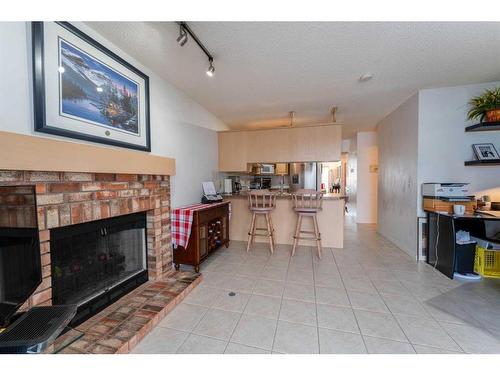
[132, 218, 500, 354]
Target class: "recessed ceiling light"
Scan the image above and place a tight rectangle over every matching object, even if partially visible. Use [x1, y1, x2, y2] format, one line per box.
[359, 73, 373, 82]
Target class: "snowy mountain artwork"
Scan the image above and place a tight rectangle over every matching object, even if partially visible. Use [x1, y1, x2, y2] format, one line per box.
[33, 22, 150, 151]
[59, 39, 139, 134]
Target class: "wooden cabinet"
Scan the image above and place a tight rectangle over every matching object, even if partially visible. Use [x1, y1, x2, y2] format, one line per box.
[246, 128, 289, 163]
[173, 203, 230, 272]
[275, 163, 289, 175]
[218, 125, 341, 171]
[218, 131, 248, 172]
[288, 126, 341, 162]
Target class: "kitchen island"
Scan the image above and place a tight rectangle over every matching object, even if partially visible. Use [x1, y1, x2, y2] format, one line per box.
[224, 192, 345, 249]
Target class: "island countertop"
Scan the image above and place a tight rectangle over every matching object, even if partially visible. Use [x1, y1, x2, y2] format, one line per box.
[222, 192, 346, 201]
[224, 192, 345, 249]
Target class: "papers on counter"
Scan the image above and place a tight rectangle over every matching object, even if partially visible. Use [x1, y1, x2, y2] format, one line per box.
[476, 210, 500, 218]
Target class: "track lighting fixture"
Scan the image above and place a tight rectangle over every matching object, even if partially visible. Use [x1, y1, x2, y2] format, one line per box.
[176, 25, 188, 46]
[176, 21, 215, 77]
[206, 59, 215, 77]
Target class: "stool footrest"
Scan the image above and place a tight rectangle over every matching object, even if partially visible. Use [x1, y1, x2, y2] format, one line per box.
[293, 235, 321, 240]
[248, 232, 273, 237]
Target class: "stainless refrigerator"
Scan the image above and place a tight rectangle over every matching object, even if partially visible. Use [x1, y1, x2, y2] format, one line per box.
[289, 162, 318, 191]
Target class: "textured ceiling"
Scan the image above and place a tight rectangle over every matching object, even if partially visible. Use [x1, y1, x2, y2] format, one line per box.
[85, 22, 500, 138]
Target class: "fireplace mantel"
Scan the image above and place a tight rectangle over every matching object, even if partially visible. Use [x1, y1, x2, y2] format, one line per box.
[0, 131, 175, 176]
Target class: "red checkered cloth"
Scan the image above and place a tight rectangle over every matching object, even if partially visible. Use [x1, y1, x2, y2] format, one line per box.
[171, 202, 231, 249]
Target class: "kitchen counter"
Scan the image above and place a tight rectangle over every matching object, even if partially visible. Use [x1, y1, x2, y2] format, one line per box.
[222, 192, 347, 201]
[224, 192, 345, 248]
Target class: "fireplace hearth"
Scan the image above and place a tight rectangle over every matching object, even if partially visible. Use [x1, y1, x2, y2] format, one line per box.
[51, 212, 148, 325]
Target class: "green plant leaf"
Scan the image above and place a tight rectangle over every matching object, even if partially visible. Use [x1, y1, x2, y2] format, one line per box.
[467, 87, 500, 121]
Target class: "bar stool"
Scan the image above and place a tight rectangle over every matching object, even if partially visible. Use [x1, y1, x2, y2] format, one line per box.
[246, 189, 276, 254]
[291, 189, 323, 259]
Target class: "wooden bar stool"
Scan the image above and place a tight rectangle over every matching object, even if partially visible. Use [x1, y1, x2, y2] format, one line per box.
[291, 189, 323, 259]
[247, 189, 276, 254]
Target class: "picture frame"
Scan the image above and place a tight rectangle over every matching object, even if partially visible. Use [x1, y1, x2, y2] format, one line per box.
[32, 22, 151, 152]
[472, 143, 499, 161]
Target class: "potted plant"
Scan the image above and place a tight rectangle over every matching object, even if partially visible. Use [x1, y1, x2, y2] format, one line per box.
[467, 87, 500, 123]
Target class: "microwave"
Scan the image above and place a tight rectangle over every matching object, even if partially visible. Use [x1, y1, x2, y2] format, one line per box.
[260, 164, 275, 174]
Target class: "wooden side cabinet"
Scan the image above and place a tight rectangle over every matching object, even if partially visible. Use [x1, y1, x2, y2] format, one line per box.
[173, 202, 230, 273]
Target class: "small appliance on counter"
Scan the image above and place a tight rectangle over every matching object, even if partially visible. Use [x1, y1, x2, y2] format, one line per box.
[223, 178, 232, 194]
[251, 163, 275, 175]
[201, 181, 223, 203]
[227, 176, 242, 194]
[233, 181, 242, 193]
[422, 183, 477, 214]
[422, 183, 473, 201]
[249, 181, 261, 189]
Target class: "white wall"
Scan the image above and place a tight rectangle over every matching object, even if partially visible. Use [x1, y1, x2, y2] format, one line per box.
[356, 132, 378, 223]
[0, 22, 228, 208]
[417, 82, 500, 216]
[376, 82, 500, 258]
[377, 94, 419, 256]
[346, 152, 357, 204]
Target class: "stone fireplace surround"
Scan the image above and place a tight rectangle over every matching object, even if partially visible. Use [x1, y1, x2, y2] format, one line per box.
[0, 169, 173, 309]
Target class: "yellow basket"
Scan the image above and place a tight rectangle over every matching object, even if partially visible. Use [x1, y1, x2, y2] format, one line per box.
[474, 245, 500, 279]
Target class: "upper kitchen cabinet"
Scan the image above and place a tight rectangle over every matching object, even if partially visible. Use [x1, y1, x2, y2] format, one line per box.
[246, 128, 290, 163]
[218, 131, 248, 172]
[217, 125, 341, 171]
[288, 125, 341, 161]
[275, 163, 289, 175]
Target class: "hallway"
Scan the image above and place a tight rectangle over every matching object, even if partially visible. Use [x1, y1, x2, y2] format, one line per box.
[133, 220, 500, 354]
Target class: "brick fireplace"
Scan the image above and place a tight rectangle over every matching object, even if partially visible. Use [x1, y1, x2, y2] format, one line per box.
[0, 170, 173, 310]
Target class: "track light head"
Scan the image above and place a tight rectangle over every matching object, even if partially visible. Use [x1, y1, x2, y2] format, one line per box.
[176, 27, 188, 46]
[206, 59, 215, 77]
[175, 22, 216, 77]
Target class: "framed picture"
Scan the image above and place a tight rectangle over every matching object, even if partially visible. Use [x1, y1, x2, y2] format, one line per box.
[32, 22, 151, 151]
[472, 143, 499, 161]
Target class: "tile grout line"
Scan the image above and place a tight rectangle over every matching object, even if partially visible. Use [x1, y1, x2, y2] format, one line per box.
[334, 251, 369, 354]
[387, 262, 468, 353]
[270, 245, 292, 353]
[226, 245, 284, 353]
[172, 237, 484, 354]
[369, 262, 467, 353]
[430, 316, 467, 353]
[312, 247, 321, 354]
[174, 284, 219, 353]
[224, 271, 258, 353]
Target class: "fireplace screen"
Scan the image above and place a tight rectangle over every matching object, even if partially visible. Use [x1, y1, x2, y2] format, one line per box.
[50, 213, 147, 306]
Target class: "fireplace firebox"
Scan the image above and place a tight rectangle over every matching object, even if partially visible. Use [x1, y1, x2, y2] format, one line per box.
[50, 212, 148, 325]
